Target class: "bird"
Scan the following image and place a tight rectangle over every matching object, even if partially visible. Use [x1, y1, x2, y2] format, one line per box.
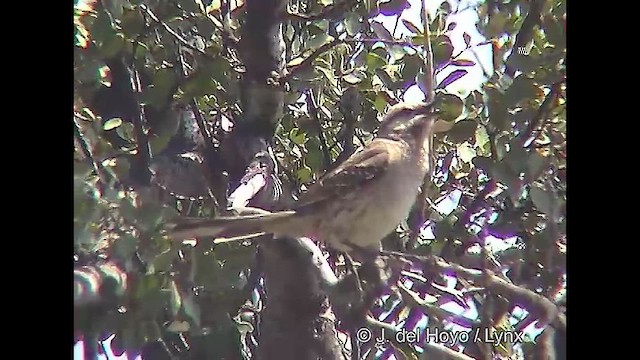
[166, 101, 442, 255]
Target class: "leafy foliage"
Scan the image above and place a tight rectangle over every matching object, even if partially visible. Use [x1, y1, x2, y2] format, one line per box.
[74, 0, 565, 359]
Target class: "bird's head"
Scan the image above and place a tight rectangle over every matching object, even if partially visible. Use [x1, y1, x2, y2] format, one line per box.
[377, 102, 438, 142]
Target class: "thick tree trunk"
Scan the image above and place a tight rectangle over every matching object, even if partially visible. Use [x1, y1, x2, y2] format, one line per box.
[229, 0, 345, 358]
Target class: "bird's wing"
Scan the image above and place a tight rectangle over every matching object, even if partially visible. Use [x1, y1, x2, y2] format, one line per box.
[295, 140, 391, 209]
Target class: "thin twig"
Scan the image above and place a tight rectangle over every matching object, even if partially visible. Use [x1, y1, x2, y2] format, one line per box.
[73, 118, 108, 191]
[519, 80, 563, 149]
[381, 251, 566, 332]
[285, 37, 421, 80]
[478, 235, 493, 360]
[285, 38, 343, 79]
[130, 63, 152, 185]
[421, 0, 435, 103]
[140, 4, 218, 60]
[398, 283, 480, 327]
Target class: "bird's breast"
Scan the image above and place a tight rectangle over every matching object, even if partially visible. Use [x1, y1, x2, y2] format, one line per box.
[319, 156, 427, 253]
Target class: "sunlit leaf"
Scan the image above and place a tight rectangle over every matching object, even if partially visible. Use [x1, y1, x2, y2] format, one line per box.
[169, 280, 182, 316]
[103, 118, 123, 130]
[343, 70, 366, 85]
[366, 52, 387, 69]
[457, 143, 476, 163]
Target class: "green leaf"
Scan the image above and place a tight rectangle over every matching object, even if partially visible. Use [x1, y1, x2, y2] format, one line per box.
[136, 203, 165, 232]
[504, 75, 542, 106]
[178, 0, 204, 13]
[343, 70, 366, 85]
[529, 186, 554, 216]
[472, 156, 493, 175]
[113, 235, 138, 261]
[492, 162, 523, 205]
[91, 10, 115, 44]
[306, 138, 325, 173]
[448, 120, 477, 143]
[143, 68, 178, 110]
[366, 52, 387, 69]
[289, 128, 306, 145]
[379, 0, 410, 16]
[195, 251, 224, 291]
[373, 92, 389, 113]
[153, 248, 176, 273]
[169, 280, 182, 316]
[148, 111, 180, 155]
[371, 21, 393, 41]
[116, 122, 135, 143]
[486, 11, 510, 38]
[182, 60, 225, 98]
[400, 54, 422, 86]
[475, 125, 490, 151]
[100, 32, 126, 59]
[542, 16, 565, 48]
[103, 118, 123, 131]
[433, 35, 454, 66]
[526, 151, 549, 182]
[486, 87, 508, 130]
[375, 68, 400, 90]
[504, 144, 529, 175]
[182, 293, 202, 328]
[119, 198, 137, 222]
[435, 93, 464, 121]
[297, 166, 313, 183]
[401, 19, 422, 34]
[121, 8, 144, 38]
[344, 12, 362, 37]
[457, 143, 476, 163]
[103, 0, 124, 20]
[307, 34, 333, 49]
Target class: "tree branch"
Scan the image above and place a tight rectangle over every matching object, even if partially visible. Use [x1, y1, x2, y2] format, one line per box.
[382, 251, 566, 332]
[519, 80, 563, 149]
[140, 4, 218, 60]
[366, 317, 475, 360]
[74, 118, 108, 191]
[504, 0, 544, 78]
[421, 0, 435, 104]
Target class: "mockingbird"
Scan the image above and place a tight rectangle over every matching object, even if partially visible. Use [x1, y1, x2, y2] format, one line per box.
[167, 102, 442, 254]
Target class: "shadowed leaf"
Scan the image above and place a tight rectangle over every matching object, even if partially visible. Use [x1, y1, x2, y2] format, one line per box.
[379, 0, 410, 16]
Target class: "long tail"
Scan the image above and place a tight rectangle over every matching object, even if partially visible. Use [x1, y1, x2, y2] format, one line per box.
[166, 210, 297, 242]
